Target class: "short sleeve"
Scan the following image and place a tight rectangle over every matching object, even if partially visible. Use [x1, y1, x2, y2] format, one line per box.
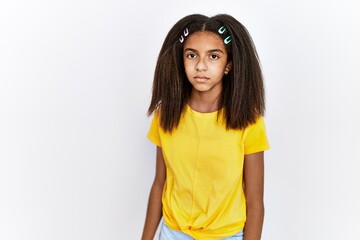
[244, 117, 270, 155]
[147, 114, 161, 147]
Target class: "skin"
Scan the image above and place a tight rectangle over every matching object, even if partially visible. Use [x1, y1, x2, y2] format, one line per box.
[142, 31, 265, 240]
[141, 147, 166, 240]
[183, 31, 231, 113]
[243, 152, 265, 240]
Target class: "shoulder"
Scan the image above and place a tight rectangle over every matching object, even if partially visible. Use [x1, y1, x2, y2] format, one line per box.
[244, 116, 266, 133]
[243, 116, 270, 154]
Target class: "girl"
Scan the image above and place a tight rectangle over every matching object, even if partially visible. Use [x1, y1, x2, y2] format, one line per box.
[142, 14, 270, 240]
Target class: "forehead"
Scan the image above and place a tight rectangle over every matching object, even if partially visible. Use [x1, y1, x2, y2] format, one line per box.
[183, 31, 225, 51]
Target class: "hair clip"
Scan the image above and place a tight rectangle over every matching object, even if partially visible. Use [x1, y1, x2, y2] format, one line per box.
[183, 27, 189, 36]
[218, 26, 226, 34]
[179, 27, 189, 43]
[218, 26, 232, 45]
[224, 36, 232, 45]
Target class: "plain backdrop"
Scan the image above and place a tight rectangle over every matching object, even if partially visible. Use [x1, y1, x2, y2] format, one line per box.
[1, 0, 360, 239]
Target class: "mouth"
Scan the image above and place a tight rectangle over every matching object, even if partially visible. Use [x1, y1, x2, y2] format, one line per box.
[194, 76, 209, 81]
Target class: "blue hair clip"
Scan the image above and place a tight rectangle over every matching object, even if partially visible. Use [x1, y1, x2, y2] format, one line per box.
[224, 36, 232, 44]
[218, 26, 232, 45]
[218, 26, 226, 34]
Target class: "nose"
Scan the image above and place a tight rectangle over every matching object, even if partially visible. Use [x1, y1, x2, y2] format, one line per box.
[195, 57, 207, 71]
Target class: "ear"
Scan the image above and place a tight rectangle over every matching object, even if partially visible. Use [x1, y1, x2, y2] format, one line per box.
[224, 61, 232, 75]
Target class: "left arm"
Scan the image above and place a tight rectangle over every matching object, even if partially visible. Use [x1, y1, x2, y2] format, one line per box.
[243, 151, 265, 240]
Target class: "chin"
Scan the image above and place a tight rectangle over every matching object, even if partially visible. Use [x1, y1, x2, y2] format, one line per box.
[192, 85, 210, 92]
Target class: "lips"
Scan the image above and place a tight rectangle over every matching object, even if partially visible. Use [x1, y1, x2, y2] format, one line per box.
[194, 76, 209, 81]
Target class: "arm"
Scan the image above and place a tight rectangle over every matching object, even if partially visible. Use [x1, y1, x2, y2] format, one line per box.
[243, 151, 265, 240]
[141, 146, 166, 240]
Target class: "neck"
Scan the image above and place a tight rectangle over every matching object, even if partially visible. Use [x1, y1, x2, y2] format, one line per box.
[188, 90, 221, 113]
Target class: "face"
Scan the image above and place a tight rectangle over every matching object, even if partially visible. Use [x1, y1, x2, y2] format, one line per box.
[183, 31, 231, 97]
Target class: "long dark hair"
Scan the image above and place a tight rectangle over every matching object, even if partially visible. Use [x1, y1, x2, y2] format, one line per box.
[148, 14, 265, 132]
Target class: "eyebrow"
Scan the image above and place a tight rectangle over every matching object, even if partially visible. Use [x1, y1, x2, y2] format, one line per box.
[184, 48, 224, 54]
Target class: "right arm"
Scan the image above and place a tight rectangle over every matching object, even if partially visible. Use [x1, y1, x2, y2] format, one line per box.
[141, 146, 166, 240]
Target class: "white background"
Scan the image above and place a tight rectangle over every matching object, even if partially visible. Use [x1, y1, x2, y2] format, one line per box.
[1, 0, 359, 239]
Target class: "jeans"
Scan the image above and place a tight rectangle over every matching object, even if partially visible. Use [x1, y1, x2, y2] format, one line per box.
[159, 221, 244, 240]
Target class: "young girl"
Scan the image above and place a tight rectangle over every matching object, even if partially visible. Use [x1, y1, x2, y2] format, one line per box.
[142, 14, 270, 240]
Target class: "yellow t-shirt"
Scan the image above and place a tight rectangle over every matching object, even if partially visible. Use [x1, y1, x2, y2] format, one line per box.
[147, 105, 270, 239]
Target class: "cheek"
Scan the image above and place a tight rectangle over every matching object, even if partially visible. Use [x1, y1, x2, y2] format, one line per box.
[210, 63, 226, 74]
[183, 65, 190, 80]
[183, 61, 193, 74]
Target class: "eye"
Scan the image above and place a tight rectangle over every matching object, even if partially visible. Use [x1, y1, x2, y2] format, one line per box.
[210, 54, 219, 60]
[186, 53, 197, 59]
